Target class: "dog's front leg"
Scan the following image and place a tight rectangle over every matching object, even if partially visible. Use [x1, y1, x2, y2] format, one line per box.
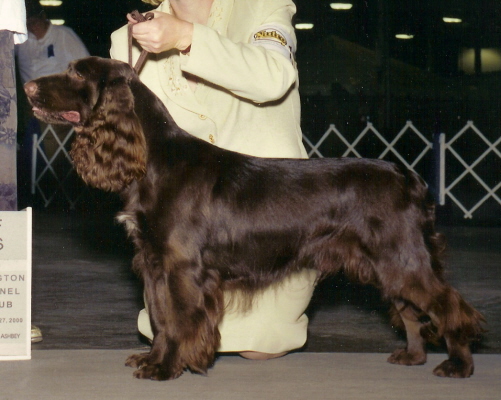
[126, 267, 183, 380]
[126, 254, 224, 380]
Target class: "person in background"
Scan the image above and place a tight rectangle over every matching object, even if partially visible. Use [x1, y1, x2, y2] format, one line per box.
[16, 0, 89, 85]
[111, 0, 318, 360]
[16, 0, 89, 183]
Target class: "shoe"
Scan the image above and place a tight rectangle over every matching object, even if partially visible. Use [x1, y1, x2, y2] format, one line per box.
[31, 325, 43, 343]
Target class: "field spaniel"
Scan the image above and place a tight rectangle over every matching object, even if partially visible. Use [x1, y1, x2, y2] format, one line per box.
[25, 57, 484, 381]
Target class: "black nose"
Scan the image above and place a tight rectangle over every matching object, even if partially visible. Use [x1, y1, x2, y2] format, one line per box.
[24, 81, 38, 97]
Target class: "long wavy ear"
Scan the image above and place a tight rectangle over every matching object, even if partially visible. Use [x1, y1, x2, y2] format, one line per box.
[70, 73, 147, 192]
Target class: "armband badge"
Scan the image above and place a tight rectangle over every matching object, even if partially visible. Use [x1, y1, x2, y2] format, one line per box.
[253, 29, 287, 46]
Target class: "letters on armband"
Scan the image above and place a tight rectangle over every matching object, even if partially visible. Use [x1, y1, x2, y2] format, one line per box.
[254, 30, 287, 46]
[251, 24, 296, 63]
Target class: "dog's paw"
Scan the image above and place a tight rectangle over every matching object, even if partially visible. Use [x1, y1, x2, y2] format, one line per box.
[132, 364, 184, 381]
[387, 348, 426, 366]
[433, 358, 473, 378]
[125, 353, 150, 369]
[126, 353, 184, 380]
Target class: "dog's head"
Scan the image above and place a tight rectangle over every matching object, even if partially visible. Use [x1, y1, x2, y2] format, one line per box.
[24, 56, 136, 127]
[25, 57, 146, 192]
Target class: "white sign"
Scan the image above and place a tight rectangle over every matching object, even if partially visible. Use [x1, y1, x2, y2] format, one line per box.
[0, 208, 32, 360]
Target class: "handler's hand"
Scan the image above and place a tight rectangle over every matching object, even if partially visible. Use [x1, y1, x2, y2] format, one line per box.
[127, 11, 193, 53]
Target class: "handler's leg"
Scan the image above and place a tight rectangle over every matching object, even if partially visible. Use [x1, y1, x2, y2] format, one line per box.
[137, 269, 318, 359]
[239, 351, 288, 360]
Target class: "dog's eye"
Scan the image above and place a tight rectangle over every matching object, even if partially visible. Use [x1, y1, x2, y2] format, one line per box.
[75, 71, 85, 80]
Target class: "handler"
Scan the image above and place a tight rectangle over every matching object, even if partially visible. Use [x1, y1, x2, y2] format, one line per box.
[110, 0, 317, 360]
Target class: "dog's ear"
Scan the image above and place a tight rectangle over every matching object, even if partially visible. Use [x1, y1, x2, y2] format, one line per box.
[70, 70, 147, 192]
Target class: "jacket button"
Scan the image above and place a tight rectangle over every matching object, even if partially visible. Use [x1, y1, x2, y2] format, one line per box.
[199, 114, 207, 120]
[209, 134, 215, 144]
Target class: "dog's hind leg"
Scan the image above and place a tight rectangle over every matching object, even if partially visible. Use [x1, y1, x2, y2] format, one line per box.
[392, 279, 483, 378]
[387, 300, 427, 366]
[427, 286, 484, 378]
[374, 215, 483, 378]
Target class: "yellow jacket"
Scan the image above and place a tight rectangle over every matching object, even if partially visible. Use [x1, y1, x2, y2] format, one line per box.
[110, 0, 306, 158]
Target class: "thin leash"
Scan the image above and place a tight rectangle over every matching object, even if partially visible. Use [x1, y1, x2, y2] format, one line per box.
[128, 10, 154, 74]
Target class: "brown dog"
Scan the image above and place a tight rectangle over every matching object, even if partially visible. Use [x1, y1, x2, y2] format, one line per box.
[25, 57, 484, 380]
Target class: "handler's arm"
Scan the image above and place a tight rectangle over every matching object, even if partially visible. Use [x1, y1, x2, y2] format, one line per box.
[182, 2, 298, 103]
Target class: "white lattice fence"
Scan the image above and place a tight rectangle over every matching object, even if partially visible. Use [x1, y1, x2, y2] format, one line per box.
[303, 120, 433, 176]
[303, 120, 501, 220]
[437, 121, 501, 219]
[31, 124, 85, 209]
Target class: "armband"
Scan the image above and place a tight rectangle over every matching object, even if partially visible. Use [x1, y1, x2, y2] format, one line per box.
[251, 24, 296, 63]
